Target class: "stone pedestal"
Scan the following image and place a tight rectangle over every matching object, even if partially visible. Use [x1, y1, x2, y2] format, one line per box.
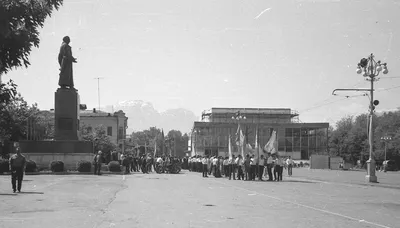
[54, 88, 80, 140]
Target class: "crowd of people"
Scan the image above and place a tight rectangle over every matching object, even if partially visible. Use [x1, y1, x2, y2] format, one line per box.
[92, 151, 185, 175]
[188, 153, 294, 181]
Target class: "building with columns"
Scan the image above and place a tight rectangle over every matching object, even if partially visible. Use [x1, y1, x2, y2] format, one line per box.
[190, 108, 329, 160]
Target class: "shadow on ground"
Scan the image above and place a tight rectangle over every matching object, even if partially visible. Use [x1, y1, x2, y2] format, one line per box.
[18, 191, 44, 194]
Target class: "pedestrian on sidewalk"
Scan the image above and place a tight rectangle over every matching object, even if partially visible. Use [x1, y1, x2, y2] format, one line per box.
[228, 155, 236, 180]
[266, 153, 273, 181]
[93, 151, 103, 175]
[258, 155, 265, 181]
[202, 156, 209, 177]
[9, 147, 26, 193]
[286, 156, 294, 177]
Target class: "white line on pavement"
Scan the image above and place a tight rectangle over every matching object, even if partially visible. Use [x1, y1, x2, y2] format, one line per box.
[211, 179, 392, 228]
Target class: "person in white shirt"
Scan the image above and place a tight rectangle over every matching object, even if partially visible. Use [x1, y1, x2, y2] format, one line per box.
[266, 153, 274, 181]
[286, 156, 294, 176]
[212, 157, 218, 176]
[223, 157, 229, 177]
[228, 155, 236, 180]
[202, 156, 209, 177]
[275, 155, 284, 181]
[235, 155, 244, 180]
[258, 155, 265, 181]
[250, 155, 257, 181]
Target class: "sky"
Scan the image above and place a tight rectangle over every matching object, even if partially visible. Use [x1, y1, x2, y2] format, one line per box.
[3, 0, 400, 127]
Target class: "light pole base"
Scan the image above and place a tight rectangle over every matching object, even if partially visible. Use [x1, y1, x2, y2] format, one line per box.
[365, 175, 377, 183]
[365, 158, 378, 183]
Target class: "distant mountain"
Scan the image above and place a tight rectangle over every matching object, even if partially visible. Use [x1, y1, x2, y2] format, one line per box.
[104, 100, 199, 134]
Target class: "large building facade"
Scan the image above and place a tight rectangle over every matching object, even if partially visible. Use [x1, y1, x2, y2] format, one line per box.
[80, 109, 128, 147]
[191, 108, 329, 160]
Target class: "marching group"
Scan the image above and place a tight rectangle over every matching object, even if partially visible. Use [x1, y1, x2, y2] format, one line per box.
[92, 151, 183, 175]
[188, 153, 294, 181]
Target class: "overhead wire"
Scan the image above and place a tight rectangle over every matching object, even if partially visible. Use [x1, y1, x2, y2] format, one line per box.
[299, 93, 367, 114]
[297, 79, 367, 114]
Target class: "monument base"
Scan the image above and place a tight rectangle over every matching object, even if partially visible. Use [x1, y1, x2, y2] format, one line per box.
[19, 140, 93, 170]
[54, 88, 80, 140]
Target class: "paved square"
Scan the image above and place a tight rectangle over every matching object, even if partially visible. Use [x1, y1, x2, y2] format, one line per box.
[0, 169, 399, 228]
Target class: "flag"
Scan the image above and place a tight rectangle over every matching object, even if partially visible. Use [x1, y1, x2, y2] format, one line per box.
[228, 135, 233, 159]
[153, 138, 157, 157]
[191, 139, 196, 157]
[254, 126, 259, 158]
[246, 143, 253, 155]
[264, 130, 277, 154]
[235, 124, 241, 146]
[161, 129, 165, 155]
[235, 124, 245, 157]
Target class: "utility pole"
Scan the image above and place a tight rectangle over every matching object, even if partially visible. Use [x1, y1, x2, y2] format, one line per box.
[94, 77, 104, 111]
[333, 53, 389, 183]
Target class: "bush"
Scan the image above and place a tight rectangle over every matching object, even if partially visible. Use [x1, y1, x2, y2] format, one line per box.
[108, 161, 121, 172]
[0, 159, 10, 173]
[50, 161, 64, 172]
[25, 160, 37, 173]
[77, 160, 92, 172]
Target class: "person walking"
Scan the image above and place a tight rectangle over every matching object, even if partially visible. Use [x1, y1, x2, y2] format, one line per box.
[236, 155, 244, 180]
[286, 156, 294, 177]
[228, 155, 236, 180]
[266, 153, 273, 181]
[202, 156, 209, 177]
[9, 147, 26, 193]
[93, 151, 103, 175]
[275, 155, 284, 181]
[258, 155, 265, 181]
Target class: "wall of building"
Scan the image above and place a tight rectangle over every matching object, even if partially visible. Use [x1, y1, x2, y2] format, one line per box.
[80, 116, 119, 144]
[192, 123, 328, 160]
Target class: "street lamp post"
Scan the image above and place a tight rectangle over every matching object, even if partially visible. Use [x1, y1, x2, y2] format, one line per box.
[356, 53, 389, 183]
[380, 136, 392, 162]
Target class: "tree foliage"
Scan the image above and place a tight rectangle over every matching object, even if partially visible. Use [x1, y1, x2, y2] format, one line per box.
[0, 80, 17, 104]
[329, 109, 400, 165]
[130, 128, 189, 157]
[79, 124, 117, 154]
[0, 90, 38, 142]
[0, 0, 63, 75]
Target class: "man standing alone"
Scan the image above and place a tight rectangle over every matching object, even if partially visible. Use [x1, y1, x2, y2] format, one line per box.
[93, 151, 103, 175]
[9, 147, 26, 193]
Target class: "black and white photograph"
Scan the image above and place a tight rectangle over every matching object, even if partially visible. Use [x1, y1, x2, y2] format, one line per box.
[0, 0, 399, 227]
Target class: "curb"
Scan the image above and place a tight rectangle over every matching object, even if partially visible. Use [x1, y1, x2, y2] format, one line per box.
[290, 176, 400, 190]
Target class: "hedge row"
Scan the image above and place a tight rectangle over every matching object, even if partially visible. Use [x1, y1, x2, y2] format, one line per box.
[0, 159, 122, 173]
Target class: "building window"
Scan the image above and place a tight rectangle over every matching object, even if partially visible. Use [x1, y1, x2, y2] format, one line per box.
[107, 127, 112, 136]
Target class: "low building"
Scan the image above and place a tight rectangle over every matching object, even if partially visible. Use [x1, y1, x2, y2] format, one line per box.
[190, 108, 329, 160]
[80, 108, 128, 147]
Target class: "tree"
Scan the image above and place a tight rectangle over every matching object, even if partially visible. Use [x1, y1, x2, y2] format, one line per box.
[80, 124, 117, 154]
[130, 127, 162, 155]
[0, 80, 17, 104]
[329, 116, 354, 158]
[0, 0, 63, 75]
[0, 91, 38, 142]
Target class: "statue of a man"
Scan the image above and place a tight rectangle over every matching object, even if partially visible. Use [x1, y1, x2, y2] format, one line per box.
[58, 36, 77, 89]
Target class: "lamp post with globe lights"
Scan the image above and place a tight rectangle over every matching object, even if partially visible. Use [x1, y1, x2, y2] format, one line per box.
[380, 136, 392, 163]
[232, 110, 247, 122]
[356, 53, 389, 182]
